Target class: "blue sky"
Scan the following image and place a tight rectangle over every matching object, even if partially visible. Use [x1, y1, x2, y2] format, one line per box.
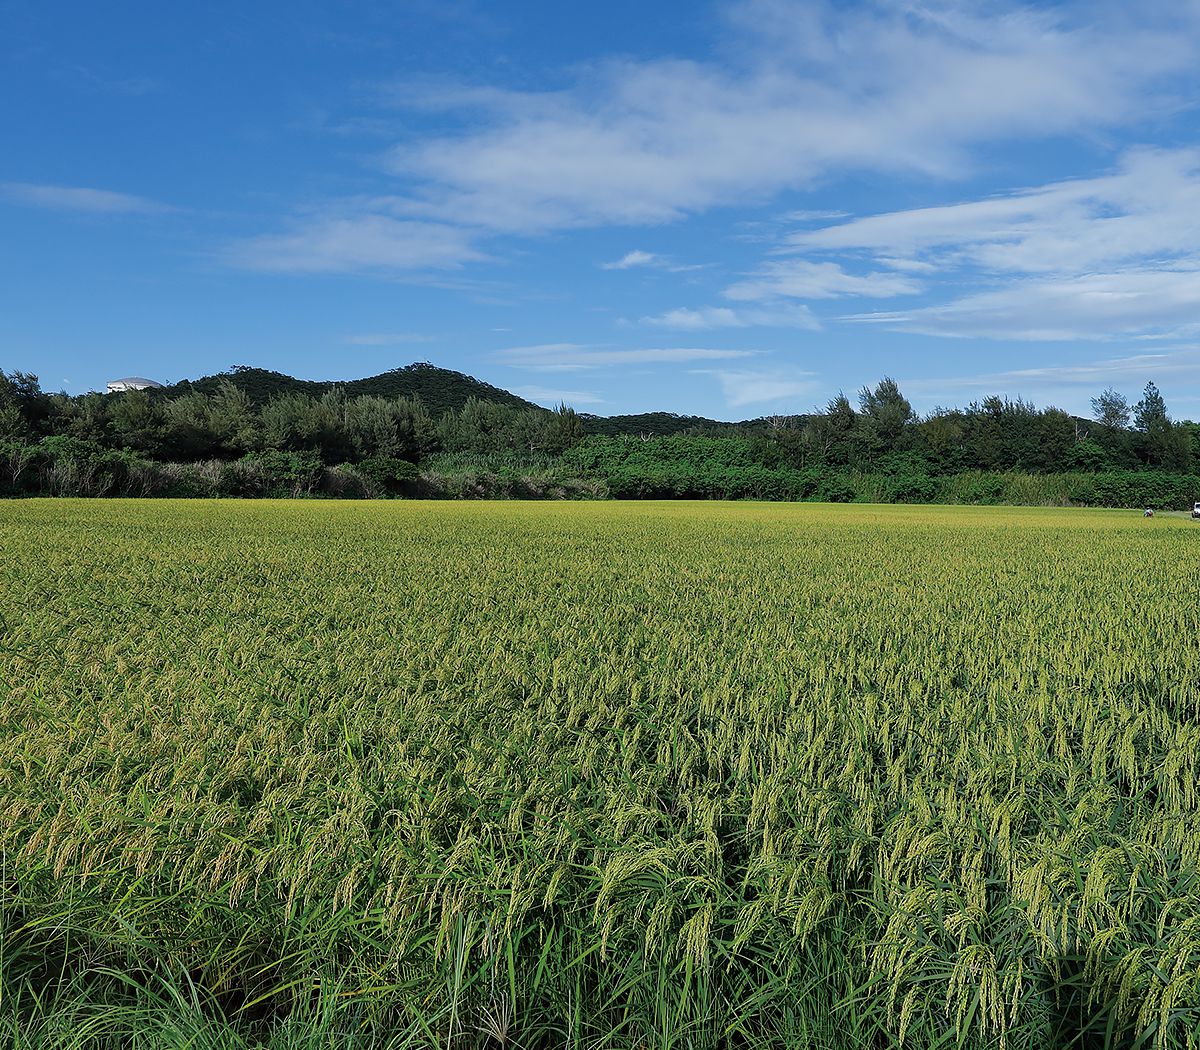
[4, 0, 1200, 420]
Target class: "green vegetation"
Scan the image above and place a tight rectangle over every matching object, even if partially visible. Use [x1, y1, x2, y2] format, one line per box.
[159, 363, 540, 416]
[4, 366, 1200, 507]
[3, 500, 1199, 1048]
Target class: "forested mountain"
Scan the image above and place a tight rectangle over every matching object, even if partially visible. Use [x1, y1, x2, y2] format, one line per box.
[579, 411, 755, 437]
[158, 363, 538, 417]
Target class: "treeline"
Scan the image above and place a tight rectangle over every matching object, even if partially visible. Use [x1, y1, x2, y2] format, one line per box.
[3, 367, 1200, 507]
[0, 372, 581, 462]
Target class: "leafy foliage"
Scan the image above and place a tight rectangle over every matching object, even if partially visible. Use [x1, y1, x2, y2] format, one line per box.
[4, 366, 1200, 505]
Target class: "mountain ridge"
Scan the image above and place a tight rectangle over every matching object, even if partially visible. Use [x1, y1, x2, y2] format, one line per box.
[154, 362, 540, 419]
[150, 362, 760, 435]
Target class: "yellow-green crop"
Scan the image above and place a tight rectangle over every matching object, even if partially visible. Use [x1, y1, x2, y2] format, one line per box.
[1, 499, 1198, 1049]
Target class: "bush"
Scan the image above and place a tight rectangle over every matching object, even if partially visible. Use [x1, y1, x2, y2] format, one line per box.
[1067, 440, 1109, 472]
[814, 475, 856, 503]
[355, 457, 419, 497]
[154, 462, 218, 498]
[887, 472, 937, 503]
[32, 436, 152, 497]
[0, 440, 37, 495]
[234, 450, 324, 497]
[320, 465, 371, 500]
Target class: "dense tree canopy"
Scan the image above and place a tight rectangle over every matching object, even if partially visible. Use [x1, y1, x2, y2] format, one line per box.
[3, 364, 1199, 504]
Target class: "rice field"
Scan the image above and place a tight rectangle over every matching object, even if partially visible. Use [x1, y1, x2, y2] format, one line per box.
[2, 499, 1199, 1049]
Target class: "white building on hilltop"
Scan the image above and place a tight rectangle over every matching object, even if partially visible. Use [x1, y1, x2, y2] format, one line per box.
[106, 377, 165, 393]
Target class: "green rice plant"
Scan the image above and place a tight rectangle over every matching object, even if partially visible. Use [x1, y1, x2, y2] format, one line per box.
[1, 500, 1198, 1048]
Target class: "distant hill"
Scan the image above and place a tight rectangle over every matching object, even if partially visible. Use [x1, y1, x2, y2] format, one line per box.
[579, 411, 821, 438]
[155, 363, 540, 418]
[579, 411, 751, 437]
[151, 363, 805, 434]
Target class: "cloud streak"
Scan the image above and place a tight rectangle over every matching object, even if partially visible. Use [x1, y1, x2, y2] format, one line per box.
[724, 260, 923, 302]
[642, 304, 819, 330]
[898, 347, 1200, 414]
[792, 148, 1200, 276]
[845, 270, 1200, 341]
[342, 331, 435, 345]
[228, 215, 485, 274]
[792, 147, 1200, 339]
[511, 384, 605, 406]
[693, 367, 818, 409]
[495, 343, 760, 371]
[2, 182, 172, 214]
[601, 250, 660, 270]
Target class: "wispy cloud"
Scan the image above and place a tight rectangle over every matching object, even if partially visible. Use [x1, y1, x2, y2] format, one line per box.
[845, 270, 1200, 341]
[511, 384, 605, 406]
[601, 249, 704, 272]
[601, 250, 660, 270]
[906, 348, 1200, 393]
[496, 343, 760, 371]
[792, 147, 1200, 340]
[692, 367, 818, 409]
[641, 304, 819, 330]
[724, 260, 923, 301]
[648, 259, 916, 335]
[227, 215, 485, 274]
[1, 182, 172, 214]
[793, 148, 1200, 276]
[900, 347, 1200, 413]
[342, 331, 435, 345]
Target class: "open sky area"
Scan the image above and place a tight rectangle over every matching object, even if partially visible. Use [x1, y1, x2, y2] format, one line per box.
[4, 0, 1200, 420]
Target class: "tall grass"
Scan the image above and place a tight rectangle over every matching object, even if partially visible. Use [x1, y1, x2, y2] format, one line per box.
[1, 500, 1198, 1048]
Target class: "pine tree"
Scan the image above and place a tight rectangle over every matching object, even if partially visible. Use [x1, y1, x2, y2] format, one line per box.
[1133, 381, 1168, 433]
[1091, 387, 1130, 430]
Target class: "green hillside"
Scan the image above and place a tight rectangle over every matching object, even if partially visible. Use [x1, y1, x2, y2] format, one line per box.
[579, 411, 749, 437]
[157, 363, 540, 418]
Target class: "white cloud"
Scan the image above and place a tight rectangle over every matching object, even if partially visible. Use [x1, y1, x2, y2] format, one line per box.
[227, 215, 485, 273]
[496, 343, 760, 371]
[778, 209, 850, 223]
[2, 182, 172, 214]
[380, 3, 1197, 233]
[899, 347, 1200, 414]
[232, 3, 1200, 288]
[693, 367, 818, 409]
[601, 250, 660, 270]
[641, 303, 820, 330]
[601, 249, 705, 272]
[792, 148, 1200, 277]
[907, 348, 1200, 393]
[342, 331, 434, 345]
[724, 260, 924, 301]
[511, 385, 605, 406]
[846, 269, 1200, 341]
[780, 147, 1200, 339]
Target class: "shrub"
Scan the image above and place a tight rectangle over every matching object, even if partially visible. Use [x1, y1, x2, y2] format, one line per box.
[814, 474, 856, 503]
[355, 456, 419, 497]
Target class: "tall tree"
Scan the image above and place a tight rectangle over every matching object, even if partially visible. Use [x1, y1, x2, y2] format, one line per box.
[109, 388, 164, 455]
[208, 380, 259, 456]
[1133, 381, 1168, 433]
[1091, 388, 1131, 430]
[858, 377, 914, 455]
[0, 370, 51, 439]
[1133, 381, 1180, 468]
[807, 392, 857, 464]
